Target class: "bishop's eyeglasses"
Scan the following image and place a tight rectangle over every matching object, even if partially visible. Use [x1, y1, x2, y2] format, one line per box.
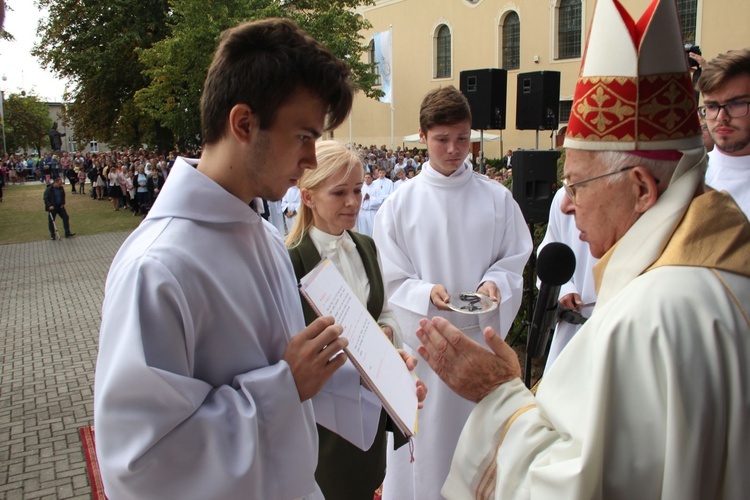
[562, 166, 636, 202]
[698, 101, 750, 120]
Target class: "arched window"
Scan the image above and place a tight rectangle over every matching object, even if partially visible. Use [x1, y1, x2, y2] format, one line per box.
[369, 39, 381, 85]
[677, 0, 698, 44]
[558, 0, 582, 59]
[502, 12, 520, 70]
[436, 25, 452, 78]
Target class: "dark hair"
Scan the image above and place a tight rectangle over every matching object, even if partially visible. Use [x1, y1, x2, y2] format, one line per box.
[200, 18, 353, 145]
[418, 86, 472, 136]
[697, 48, 750, 94]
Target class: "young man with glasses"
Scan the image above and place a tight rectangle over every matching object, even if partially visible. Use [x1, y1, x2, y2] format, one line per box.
[698, 48, 750, 217]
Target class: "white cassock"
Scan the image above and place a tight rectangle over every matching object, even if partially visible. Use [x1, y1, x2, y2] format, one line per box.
[267, 199, 286, 236]
[371, 176, 394, 203]
[95, 159, 381, 500]
[444, 149, 750, 500]
[537, 188, 599, 372]
[282, 185, 302, 234]
[706, 148, 750, 218]
[356, 181, 376, 237]
[373, 160, 532, 500]
[393, 178, 407, 190]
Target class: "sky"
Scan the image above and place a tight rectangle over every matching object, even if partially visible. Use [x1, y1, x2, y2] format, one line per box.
[0, 1, 70, 102]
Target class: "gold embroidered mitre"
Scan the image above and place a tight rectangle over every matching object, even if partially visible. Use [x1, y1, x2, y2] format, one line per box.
[564, 0, 703, 151]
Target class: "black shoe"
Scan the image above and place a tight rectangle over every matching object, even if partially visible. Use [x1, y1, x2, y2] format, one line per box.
[65, 233, 76, 238]
[51, 236, 56, 240]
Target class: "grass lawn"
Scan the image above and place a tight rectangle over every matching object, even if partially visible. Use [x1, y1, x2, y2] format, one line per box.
[0, 181, 142, 244]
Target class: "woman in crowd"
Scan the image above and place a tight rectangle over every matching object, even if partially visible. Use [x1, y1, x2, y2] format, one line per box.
[124, 169, 137, 213]
[134, 164, 149, 216]
[77, 165, 87, 195]
[285, 140, 405, 500]
[94, 159, 107, 200]
[108, 164, 121, 211]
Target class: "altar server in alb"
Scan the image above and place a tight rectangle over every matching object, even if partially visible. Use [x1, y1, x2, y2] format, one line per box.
[94, 18, 425, 500]
[373, 85, 532, 500]
[416, 1, 750, 498]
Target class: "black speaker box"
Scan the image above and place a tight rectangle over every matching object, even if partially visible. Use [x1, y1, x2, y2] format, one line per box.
[511, 149, 561, 224]
[516, 71, 561, 130]
[460, 68, 507, 130]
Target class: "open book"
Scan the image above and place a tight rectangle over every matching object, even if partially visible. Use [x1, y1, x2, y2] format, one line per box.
[299, 258, 419, 438]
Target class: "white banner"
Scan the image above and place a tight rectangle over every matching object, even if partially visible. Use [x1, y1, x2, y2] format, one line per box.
[373, 31, 393, 104]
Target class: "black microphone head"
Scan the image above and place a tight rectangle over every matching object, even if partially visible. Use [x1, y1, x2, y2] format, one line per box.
[537, 242, 576, 286]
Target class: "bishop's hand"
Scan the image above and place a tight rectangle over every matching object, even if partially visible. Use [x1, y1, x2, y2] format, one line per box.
[416, 317, 521, 403]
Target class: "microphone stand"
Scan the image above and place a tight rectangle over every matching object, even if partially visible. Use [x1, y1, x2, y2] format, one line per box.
[506, 222, 536, 352]
[523, 223, 537, 388]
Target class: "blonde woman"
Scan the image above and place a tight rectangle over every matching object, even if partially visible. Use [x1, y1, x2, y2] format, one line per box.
[286, 140, 406, 500]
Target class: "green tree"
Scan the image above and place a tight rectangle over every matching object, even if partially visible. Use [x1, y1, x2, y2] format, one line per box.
[36, 0, 379, 151]
[135, 0, 379, 148]
[2, 92, 50, 154]
[34, 0, 172, 148]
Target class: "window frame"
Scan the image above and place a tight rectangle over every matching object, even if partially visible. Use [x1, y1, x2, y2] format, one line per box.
[435, 24, 452, 79]
[501, 11, 520, 70]
[557, 0, 582, 60]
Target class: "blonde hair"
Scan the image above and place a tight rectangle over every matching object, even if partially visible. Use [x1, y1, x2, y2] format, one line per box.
[285, 140, 363, 248]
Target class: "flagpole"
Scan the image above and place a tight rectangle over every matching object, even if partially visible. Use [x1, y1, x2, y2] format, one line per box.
[389, 24, 394, 150]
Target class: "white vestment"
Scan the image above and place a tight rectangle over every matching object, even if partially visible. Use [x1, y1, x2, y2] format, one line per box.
[282, 185, 302, 234]
[373, 160, 532, 500]
[444, 148, 750, 500]
[267, 199, 286, 236]
[706, 148, 750, 218]
[371, 177, 394, 204]
[95, 158, 380, 500]
[356, 182, 377, 237]
[537, 188, 599, 372]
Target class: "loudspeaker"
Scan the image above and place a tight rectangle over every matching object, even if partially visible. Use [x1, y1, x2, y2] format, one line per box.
[516, 71, 561, 130]
[511, 150, 561, 224]
[460, 69, 507, 130]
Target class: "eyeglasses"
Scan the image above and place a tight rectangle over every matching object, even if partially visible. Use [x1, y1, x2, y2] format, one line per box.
[562, 166, 636, 202]
[697, 101, 750, 120]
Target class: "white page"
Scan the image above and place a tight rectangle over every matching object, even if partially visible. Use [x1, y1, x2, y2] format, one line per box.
[300, 258, 418, 436]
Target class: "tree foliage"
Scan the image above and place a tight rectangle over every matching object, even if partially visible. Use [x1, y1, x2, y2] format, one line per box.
[135, 0, 378, 148]
[34, 0, 172, 148]
[2, 92, 51, 154]
[35, 0, 378, 150]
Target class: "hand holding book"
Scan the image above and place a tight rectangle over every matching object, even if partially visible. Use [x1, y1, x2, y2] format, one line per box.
[299, 258, 425, 438]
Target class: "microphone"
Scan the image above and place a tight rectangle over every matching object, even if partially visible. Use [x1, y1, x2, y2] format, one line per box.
[527, 242, 576, 360]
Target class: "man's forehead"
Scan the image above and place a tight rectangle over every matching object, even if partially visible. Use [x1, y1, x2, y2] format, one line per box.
[563, 149, 601, 176]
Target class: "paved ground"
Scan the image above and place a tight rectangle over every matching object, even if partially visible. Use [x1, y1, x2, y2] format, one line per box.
[0, 231, 132, 499]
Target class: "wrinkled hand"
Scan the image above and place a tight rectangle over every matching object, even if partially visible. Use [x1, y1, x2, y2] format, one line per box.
[416, 317, 521, 403]
[398, 349, 428, 409]
[477, 280, 500, 303]
[283, 316, 348, 402]
[430, 284, 451, 311]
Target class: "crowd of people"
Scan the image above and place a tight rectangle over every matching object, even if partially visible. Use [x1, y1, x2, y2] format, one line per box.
[261, 143, 514, 238]
[0, 148, 198, 215]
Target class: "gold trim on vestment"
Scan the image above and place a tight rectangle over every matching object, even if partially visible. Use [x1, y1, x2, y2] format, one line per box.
[474, 403, 537, 500]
